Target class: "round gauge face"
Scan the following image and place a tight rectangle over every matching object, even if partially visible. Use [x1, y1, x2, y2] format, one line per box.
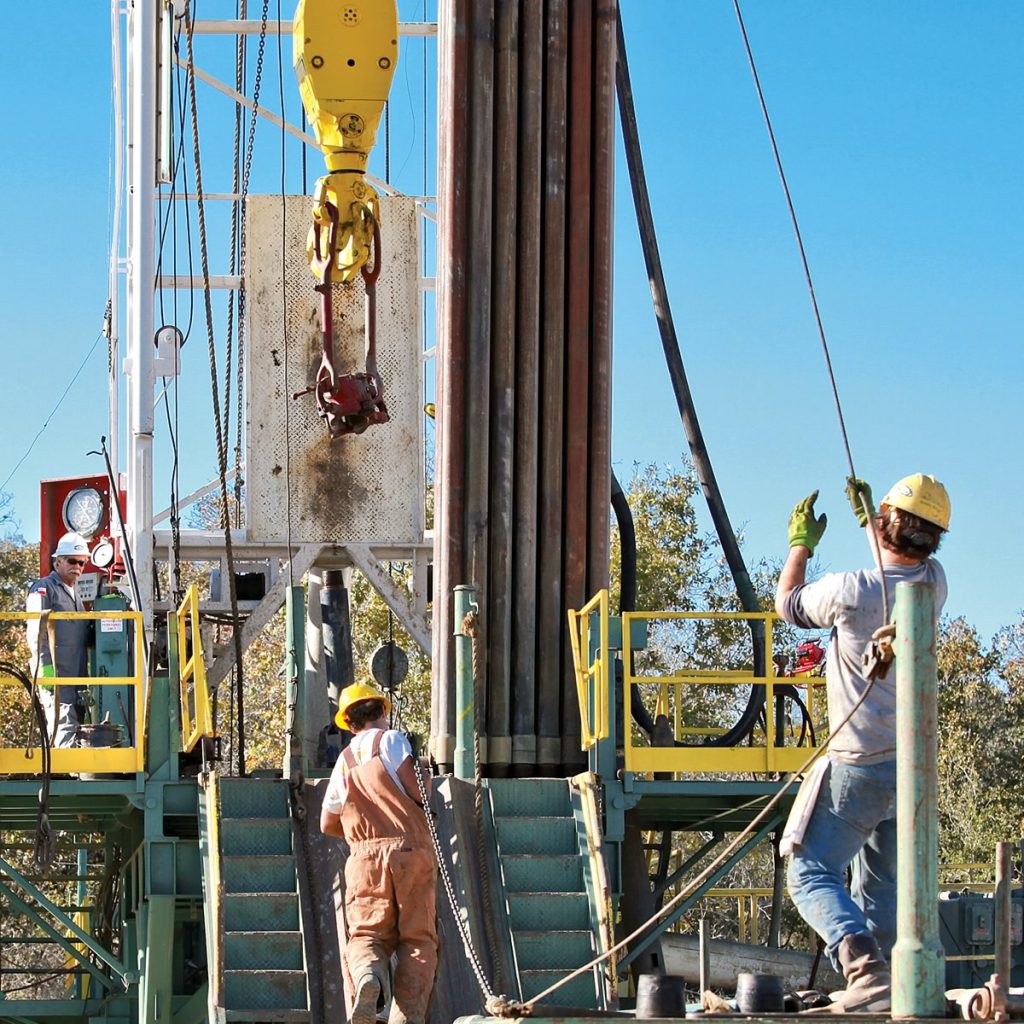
[62, 487, 104, 538]
[370, 641, 409, 690]
[91, 539, 115, 569]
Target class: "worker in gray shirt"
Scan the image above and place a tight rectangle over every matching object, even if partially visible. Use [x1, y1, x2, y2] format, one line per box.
[775, 474, 949, 1013]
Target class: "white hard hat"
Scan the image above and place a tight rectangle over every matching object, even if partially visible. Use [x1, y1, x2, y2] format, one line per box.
[53, 532, 90, 558]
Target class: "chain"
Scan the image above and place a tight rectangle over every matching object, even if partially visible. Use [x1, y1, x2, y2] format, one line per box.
[462, 611, 508, 993]
[183, 0, 246, 774]
[412, 761, 504, 1009]
[233, 0, 270, 521]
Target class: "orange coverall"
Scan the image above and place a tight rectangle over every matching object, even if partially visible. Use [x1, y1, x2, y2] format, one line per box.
[339, 731, 439, 1024]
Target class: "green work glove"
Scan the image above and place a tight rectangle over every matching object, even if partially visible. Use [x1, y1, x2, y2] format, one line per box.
[844, 476, 875, 528]
[788, 491, 827, 554]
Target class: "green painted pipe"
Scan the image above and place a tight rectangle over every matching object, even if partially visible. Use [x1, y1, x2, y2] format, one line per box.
[891, 581, 945, 1018]
[453, 585, 477, 781]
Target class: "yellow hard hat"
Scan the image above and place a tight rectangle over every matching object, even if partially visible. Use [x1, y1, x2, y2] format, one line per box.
[880, 473, 951, 531]
[335, 682, 391, 728]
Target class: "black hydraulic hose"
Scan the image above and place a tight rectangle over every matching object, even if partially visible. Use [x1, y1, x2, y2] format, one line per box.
[615, 11, 766, 745]
[611, 471, 656, 740]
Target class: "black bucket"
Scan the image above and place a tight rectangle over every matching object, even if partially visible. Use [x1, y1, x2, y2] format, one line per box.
[735, 972, 784, 1014]
[636, 973, 686, 1018]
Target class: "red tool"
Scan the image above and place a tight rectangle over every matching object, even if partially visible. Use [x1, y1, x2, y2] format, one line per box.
[293, 203, 389, 437]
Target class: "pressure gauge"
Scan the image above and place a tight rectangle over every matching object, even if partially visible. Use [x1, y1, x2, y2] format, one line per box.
[91, 538, 116, 569]
[370, 641, 409, 691]
[62, 487, 104, 538]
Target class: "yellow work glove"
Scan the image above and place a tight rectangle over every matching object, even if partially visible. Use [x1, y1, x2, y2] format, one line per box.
[788, 491, 827, 554]
[845, 476, 875, 528]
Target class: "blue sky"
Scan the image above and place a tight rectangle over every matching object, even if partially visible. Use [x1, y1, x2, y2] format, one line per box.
[0, 2, 1020, 641]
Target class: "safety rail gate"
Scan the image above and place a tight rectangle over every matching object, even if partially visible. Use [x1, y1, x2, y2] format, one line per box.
[176, 584, 215, 755]
[0, 608, 147, 775]
[568, 589, 826, 775]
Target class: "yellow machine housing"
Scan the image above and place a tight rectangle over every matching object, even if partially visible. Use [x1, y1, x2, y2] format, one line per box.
[293, 0, 398, 281]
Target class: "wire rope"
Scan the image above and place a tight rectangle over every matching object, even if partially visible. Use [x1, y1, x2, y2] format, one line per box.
[731, 0, 887, 615]
[183, 0, 246, 775]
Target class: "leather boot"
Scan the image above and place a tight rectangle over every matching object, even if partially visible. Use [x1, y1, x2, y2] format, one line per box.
[810, 933, 891, 1013]
[352, 968, 388, 1024]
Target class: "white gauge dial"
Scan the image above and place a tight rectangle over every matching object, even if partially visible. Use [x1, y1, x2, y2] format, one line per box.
[91, 539, 115, 569]
[63, 487, 104, 538]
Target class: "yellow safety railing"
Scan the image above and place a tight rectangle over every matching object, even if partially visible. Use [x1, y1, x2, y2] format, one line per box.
[569, 590, 827, 775]
[0, 609, 146, 775]
[567, 590, 611, 749]
[177, 585, 214, 754]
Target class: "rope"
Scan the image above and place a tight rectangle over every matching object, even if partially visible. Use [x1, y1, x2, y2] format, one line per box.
[519, 671, 882, 1011]
[463, 611, 507, 994]
[183, 1, 247, 775]
[731, 0, 889, 619]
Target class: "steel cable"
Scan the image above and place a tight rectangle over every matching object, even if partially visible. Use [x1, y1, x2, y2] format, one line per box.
[731, 0, 888, 619]
[183, 1, 246, 774]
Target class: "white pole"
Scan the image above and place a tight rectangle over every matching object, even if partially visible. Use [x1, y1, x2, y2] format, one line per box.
[108, 0, 124, 500]
[126, 0, 156, 630]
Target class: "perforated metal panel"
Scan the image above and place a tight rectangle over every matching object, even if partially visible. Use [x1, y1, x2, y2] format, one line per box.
[245, 195, 422, 544]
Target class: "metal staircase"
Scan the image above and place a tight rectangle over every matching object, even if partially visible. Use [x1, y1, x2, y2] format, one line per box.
[201, 776, 310, 1022]
[488, 779, 602, 1009]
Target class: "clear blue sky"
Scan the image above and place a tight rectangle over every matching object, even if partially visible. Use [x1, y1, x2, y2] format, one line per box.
[0, 2, 1019, 642]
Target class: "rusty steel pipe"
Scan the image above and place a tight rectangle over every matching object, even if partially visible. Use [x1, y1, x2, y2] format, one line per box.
[559, 0, 594, 772]
[509, 0, 544, 776]
[432, 0, 472, 770]
[587, 0, 616, 600]
[535, 0, 569, 775]
[485, 0, 518, 775]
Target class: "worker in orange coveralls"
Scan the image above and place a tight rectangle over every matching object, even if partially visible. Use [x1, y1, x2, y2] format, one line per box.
[320, 682, 438, 1024]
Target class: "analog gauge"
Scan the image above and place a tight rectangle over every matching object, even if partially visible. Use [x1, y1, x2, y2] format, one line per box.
[91, 539, 115, 569]
[62, 487, 104, 538]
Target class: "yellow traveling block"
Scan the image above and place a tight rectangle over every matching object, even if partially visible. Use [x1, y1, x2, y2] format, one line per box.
[293, 0, 398, 282]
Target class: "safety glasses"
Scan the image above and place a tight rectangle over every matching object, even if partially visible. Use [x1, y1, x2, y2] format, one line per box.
[64, 558, 88, 567]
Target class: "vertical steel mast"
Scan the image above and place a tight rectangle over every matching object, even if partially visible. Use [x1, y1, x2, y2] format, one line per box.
[125, 0, 157, 629]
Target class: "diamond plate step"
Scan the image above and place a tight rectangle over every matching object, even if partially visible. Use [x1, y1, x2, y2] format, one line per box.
[513, 930, 595, 970]
[501, 854, 582, 893]
[223, 969, 307, 1011]
[506, 892, 589, 930]
[219, 778, 290, 819]
[224, 930, 304, 971]
[224, 892, 299, 932]
[519, 968, 599, 1008]
[487, 779, 571, 817]
[221, 855, 296, 894]
[493, 816, 576, 855]
[221, 818, 292, 856]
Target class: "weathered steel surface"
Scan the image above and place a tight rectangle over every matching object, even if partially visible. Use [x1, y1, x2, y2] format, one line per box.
[891, 581, 945, 1018]
[433, 0, 472, 768]
[433, 0, 616, 776]
[246, 195, 422, 544]
[535, 0, 569, 773]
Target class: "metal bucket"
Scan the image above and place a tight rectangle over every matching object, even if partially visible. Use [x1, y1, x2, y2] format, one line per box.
[636, 973, 686, 1018]
[735, 971, 784, 1014]
[77, 721, 127, 780]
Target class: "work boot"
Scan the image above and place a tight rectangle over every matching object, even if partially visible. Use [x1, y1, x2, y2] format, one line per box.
[352, 971, 384, 1024]
[810, 933, 890, 1013]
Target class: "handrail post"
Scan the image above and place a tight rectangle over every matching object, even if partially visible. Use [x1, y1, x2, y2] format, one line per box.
[453, 584, 477, 781]
[891, 581, 944, 1018]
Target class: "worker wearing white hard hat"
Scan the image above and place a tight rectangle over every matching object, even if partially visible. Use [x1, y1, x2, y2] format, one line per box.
[774, 474, 950, 1012]
[25, 532, 95, 747]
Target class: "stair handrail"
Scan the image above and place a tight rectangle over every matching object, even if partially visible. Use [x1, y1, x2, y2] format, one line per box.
[198, 771, 225, 1015]
[177, 584, 215, 754]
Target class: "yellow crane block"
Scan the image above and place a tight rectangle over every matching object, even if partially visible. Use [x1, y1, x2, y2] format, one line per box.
[293, 0, 398, 282]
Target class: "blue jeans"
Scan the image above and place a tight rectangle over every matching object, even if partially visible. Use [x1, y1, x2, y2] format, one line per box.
[787, 758, 897, 967]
